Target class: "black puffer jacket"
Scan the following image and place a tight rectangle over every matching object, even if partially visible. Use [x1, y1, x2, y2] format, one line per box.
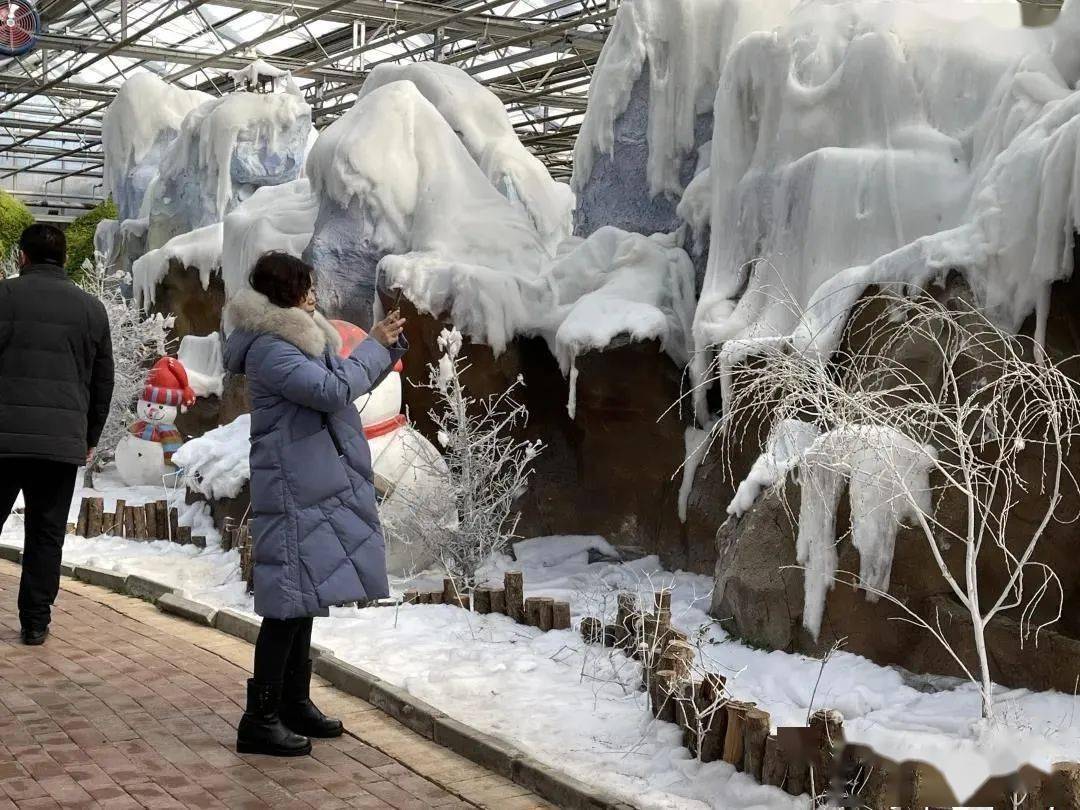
[0, 262, 114, 464]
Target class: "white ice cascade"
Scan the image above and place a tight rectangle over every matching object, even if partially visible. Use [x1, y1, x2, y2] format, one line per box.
[795, 426, 935, 640]
[572, 0, 795, 199]
[685, 0, 1080, 419]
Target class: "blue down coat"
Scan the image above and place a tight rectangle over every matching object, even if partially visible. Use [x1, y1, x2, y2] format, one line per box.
[223, 289, 407, 619]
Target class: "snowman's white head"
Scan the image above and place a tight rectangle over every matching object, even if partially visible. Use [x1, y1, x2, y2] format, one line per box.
[137, 398, 178, 424]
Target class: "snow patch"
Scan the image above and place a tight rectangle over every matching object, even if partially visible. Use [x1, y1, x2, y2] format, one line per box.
[172, 415, 251, 500]
[177, 333, 224, 399]
[727, 419, 821, 517]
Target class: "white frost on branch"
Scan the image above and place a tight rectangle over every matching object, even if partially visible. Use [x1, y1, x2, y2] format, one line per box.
[383, 327, 544, 590]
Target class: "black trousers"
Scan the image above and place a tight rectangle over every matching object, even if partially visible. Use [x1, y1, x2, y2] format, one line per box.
[0, 458, 78, 631]
[253, 616, 313, 684]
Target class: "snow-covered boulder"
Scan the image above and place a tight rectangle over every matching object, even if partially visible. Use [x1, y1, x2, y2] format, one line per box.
[303, 79, 549, 328]
[102, 73, 211, 221]
[144, 88, 312, 251]
[358, 62, 574, 252]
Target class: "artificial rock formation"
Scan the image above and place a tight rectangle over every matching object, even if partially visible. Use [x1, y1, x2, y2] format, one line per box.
[391, 292, 692, 563]
[708, 255, 1080, 692]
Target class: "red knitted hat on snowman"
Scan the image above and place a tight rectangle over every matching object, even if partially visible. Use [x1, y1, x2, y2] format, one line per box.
[142, 357, 196, 408]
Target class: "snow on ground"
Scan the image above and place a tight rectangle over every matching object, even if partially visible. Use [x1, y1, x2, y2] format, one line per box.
[4, 474, 1080, 806]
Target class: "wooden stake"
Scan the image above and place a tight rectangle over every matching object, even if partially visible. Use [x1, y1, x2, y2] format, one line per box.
[1042, 762, 1080, 810]
[429, 591, 444, 605]
[189, 532, 204, 548]
[113, 500, 126, 537]
[654, 589, 672, 612]
[489, 588, 506, 614]
[615, 592, 639, 652]
[551, 601, 571, 630]
[742, 708, 771, 781]
[474, 588, 492, 614]
[538, 598, 554, 630]
[133, 505, 148, 540]
[141, 503, 156, 539]
[178, 526, 192, 545]
[677, 680, 699, 753]
[524, 597, 547, 628]
[722, 702, 752, 768]
[124, 505, 138, 539]
[403, 590, 419, 604]
[86, 497, 104, 537]
[416, 592, 431, 605]
[762, 736, 785, 789]
[75, 498, 89, 537]
[100, 512, 115, 535]
[156, 500, 169, 539]
[695, 672, 728, 763]
[580, 617, 603, 644]
[602, 623, 621, 647]
[443, 578, 457, 604]
[651, 670, 677, 723]
[809, 708, 844, 783]
[169, 507, 180, 542]
[504, 571, 525, 622]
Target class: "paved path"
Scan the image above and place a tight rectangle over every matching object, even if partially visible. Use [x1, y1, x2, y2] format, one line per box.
[0, 561, 552, 809]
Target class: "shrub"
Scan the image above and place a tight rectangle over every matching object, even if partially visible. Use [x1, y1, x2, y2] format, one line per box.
[66, 198, 118, 279]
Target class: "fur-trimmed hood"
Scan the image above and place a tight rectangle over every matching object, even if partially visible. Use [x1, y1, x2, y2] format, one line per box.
[224, 288, 342, 372]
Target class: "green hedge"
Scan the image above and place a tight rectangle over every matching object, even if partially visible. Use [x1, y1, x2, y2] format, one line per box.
[0, 190, 33, 260]
[66, 198, 118, 279]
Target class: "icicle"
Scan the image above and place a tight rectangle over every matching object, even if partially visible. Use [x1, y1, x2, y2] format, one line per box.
[567, 357, 579, 420]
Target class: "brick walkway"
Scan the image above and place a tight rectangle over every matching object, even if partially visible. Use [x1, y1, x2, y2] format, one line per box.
[0, 561, 551, 809]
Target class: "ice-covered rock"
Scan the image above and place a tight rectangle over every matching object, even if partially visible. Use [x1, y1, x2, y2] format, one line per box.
[221, 178, 319, 301]
[144, 88, 312, 251]
[358, 62, 574, 252]
[304, 79, 549, 328]
[101, 73, 211, 221]
[572, 0, 792, 268]
[132, 222, 223, 309]
[689, 1, 1080, 417]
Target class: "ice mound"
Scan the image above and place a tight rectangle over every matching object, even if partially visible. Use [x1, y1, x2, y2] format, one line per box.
[101, 73, 211, 221]
[358, 62, 574, 252]
[144, 87, 312, 251]
[222, 178, 319, 302]
[131, 223, 223, 309]
[304, 79, 549, 328]
[301, 78, 694, 393]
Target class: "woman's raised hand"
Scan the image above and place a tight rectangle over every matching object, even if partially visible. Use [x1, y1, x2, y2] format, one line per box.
[371, 310, 406, 347]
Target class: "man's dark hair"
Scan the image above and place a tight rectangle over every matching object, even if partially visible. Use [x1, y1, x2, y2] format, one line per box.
[19, 223, 67, 267]
[249, 251, 314, 309]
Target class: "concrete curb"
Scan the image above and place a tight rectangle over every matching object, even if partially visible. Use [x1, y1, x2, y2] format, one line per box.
[157, 592, 217, 626]
[0, 550, 635, 810]
[213, 608, 262, 644]
[125, 574, 174, 603]
[73, 564, 129, 592]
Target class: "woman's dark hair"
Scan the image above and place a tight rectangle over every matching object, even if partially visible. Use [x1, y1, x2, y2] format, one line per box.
[249, 251, 314, 308]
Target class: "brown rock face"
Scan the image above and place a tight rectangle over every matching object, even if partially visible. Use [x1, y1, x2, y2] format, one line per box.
[148, 259, 225, 344]
[390, 293, 693, 566]
[709, 259, 1080, 692]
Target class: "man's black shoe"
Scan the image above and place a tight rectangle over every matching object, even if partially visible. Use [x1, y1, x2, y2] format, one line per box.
[21, 627, 48, 646]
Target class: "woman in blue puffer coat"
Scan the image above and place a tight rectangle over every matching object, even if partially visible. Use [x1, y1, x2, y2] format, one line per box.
[223, 252, 406, 757]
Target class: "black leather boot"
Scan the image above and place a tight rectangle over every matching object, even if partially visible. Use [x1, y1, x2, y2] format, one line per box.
[236, 679, 312, 756]
[280, 660, 344, 738]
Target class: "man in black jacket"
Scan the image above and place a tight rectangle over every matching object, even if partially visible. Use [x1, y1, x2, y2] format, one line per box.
[0, 223, 114, 645]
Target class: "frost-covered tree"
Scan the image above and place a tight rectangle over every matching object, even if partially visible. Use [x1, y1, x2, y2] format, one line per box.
[77, 253, 174, 481]
[713, 292, 1080, 721]
[388, 328, 543, 594]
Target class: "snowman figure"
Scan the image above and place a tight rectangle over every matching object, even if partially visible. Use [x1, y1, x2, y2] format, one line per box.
[331, 320, 444, 575]
[115, 357, 196, 486]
